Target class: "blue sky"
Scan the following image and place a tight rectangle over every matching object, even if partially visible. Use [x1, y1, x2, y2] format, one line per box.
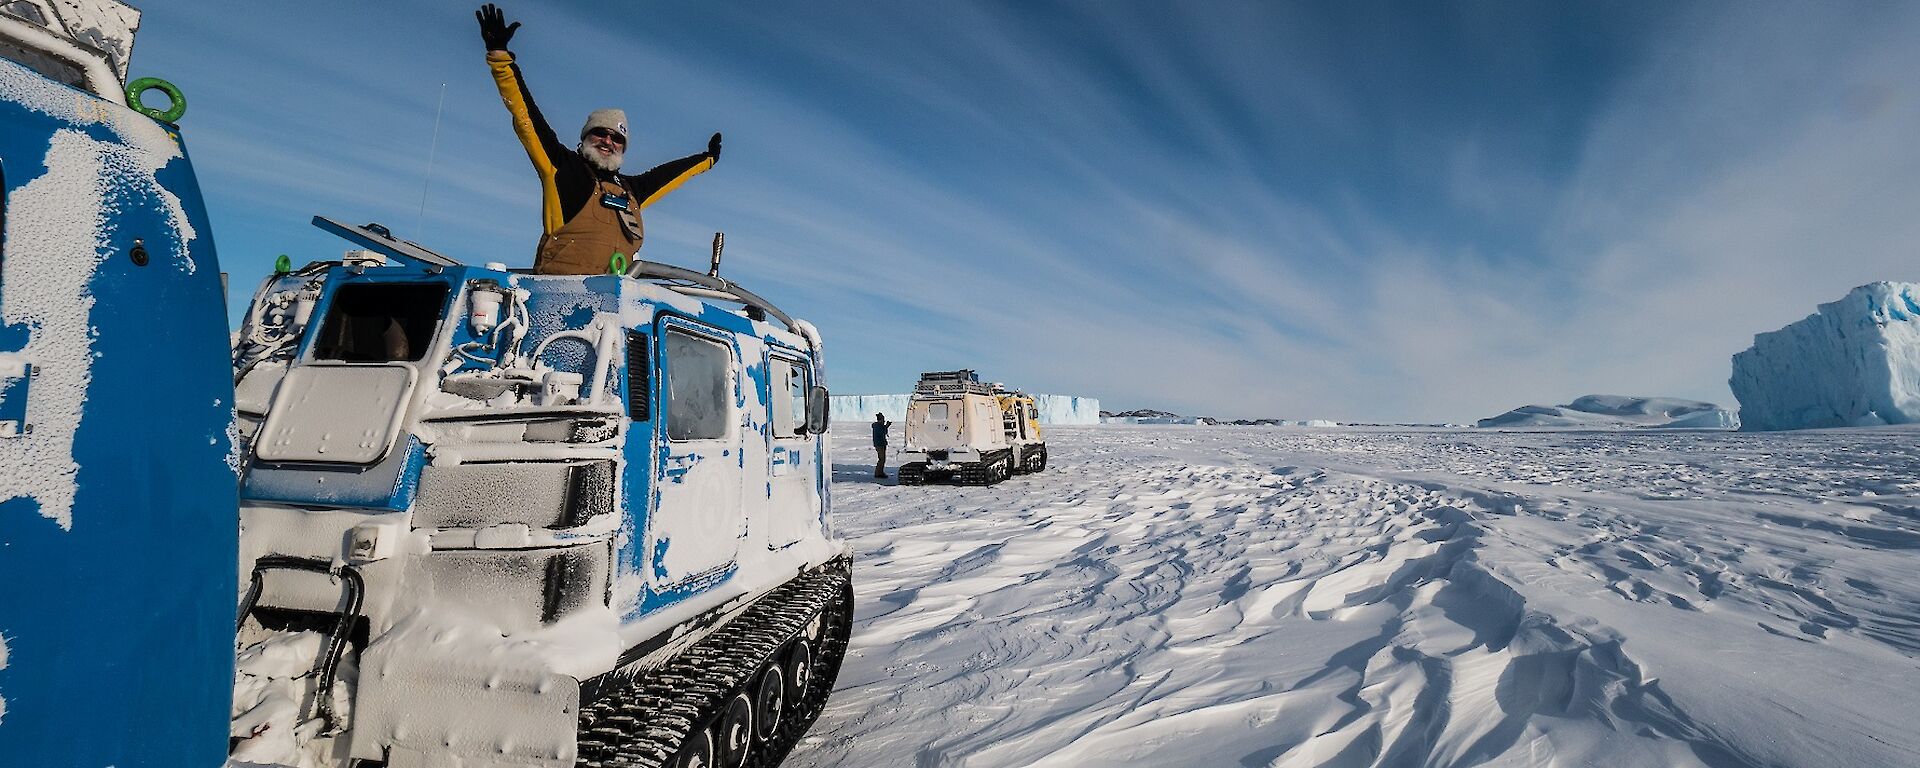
[133, 1, 1920, 421]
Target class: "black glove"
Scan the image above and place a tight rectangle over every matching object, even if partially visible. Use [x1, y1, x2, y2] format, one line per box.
[477, 4, 520, 51]
[708, 132, 722, 161]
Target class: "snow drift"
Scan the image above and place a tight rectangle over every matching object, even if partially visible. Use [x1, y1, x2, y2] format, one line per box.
[802, 423, 1920, 768]
[830, 393, 1099, 425]
[1731, 281, 1920, 431]
[1477, 394, 1737, 429]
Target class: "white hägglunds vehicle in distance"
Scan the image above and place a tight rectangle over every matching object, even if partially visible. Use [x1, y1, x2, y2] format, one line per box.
[897, 370, 1047, 486]
[228, 225, 851, 768]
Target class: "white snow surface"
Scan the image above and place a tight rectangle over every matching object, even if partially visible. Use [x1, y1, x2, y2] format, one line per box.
[1732, 281, 1920, 431]
[832, 393, 1101, 425]
[1477, 394, 1738, 429]
[228, 631, 352, 768]
[799, 423, 1920, 767]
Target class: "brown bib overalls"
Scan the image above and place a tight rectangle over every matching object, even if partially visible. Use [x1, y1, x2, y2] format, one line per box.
[534, 177, 643, 275]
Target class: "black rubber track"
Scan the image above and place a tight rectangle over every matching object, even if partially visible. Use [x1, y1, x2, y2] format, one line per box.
[575, 559, 853, 767]
[897, 451, 1014, 487]
[1009, 444, 1047, 476]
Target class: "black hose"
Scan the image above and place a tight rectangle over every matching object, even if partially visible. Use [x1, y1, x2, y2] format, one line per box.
[315, 565, 365, 731]
[236, 555, 366, 731]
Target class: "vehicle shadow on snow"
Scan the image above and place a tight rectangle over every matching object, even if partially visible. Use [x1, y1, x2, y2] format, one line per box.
[831, 462, 895, 486]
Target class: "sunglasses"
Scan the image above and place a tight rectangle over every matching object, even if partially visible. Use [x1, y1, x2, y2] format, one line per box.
[587, 127, 627, 147]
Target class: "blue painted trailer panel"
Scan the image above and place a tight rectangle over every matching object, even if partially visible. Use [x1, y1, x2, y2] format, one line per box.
[0, 57, 238, 768]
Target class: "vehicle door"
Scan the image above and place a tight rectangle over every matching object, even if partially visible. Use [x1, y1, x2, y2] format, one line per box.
[648, 320, 744, 588]
[765, 351, 817, 548]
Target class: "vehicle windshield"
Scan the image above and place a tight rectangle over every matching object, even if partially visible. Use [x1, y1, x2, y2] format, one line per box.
[312, 282, 448, 362]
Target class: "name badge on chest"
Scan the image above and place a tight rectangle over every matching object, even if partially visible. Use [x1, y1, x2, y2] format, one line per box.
[600, 192, 632, 211]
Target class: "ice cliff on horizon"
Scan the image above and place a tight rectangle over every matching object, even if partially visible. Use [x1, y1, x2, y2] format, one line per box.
[1477, 394, 1737, 429]
[830, 393, 1100, 425]
[1731, 282, 1920, 431]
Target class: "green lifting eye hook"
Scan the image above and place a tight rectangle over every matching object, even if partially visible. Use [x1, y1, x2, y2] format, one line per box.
[609, 251, 630, 275]
[125, 77, 187, 123]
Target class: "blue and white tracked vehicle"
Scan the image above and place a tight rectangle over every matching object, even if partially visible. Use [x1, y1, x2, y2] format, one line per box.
[229, 226, 851, 768]
[1, 2, 238, 767]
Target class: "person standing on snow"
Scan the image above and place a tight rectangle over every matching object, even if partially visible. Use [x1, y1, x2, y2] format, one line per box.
[872, 413, 891, 479]
[477, 4, 722, 275]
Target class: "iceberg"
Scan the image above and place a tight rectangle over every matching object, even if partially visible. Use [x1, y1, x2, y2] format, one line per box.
[1477, 394, 1737, 429]
[1730, 282, 1920, 431]
[830, 393, 1101, 425]
[1035, 395, 1101, 425]
[829, 393, 911, 424]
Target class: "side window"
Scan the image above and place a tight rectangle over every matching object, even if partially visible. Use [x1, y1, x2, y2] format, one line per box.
[770, 356, 808, 439]
[665, 328, 733, 441]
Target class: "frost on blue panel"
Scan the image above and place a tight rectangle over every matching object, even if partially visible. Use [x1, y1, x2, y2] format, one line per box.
[1731, 282, 1920, 431]
[525, 281, 618, 373]
[651, 539, 672, 580]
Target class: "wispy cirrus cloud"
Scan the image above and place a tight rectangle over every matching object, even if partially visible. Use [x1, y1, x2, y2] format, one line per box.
[135, 0, 1920, 421]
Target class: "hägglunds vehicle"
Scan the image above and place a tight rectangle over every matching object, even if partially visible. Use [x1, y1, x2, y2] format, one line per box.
[897, 370, 1046, 486]
[0, 3, 240, 766]
[228, 224, 851, 768]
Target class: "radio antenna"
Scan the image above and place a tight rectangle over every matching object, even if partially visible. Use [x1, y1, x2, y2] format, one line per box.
[416, 82, 448, 239]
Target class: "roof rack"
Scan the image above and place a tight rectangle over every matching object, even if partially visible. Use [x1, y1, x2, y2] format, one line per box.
[625, 259, 799, 334]
[0, 0, 140, 100]
[915, 369, 995, 396]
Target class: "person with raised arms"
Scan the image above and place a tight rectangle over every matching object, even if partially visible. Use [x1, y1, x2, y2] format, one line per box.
[477, 4, 721, 275]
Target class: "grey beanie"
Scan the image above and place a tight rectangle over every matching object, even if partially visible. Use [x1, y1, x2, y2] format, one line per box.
[581, 108, 628, 141]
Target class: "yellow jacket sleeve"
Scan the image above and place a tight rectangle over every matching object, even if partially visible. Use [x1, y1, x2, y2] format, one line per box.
[487, 50, 567, 234]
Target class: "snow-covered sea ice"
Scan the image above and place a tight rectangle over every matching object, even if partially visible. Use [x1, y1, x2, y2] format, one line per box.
[800, 423, 1920, 767]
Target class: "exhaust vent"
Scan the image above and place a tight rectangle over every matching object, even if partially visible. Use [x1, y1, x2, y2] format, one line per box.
[626, 331, 649, 421]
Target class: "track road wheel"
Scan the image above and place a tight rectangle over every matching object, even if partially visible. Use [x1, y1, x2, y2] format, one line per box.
[672, 727, 715, 768]
[754, 666, 786, 742]
[717, 693, 752, 768]
[1036, 446, 1047, 471]
[785, 639, 813, 703]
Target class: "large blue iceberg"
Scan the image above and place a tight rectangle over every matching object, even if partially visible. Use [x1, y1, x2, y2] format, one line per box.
[1731, 282, 1920, 431]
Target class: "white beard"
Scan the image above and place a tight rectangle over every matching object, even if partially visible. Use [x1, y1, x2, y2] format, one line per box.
[580, 144, 623, 173]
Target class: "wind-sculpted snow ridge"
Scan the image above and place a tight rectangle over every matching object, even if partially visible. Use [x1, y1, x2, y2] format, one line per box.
[1732, 281, 1920, 431]
[799, 425, 1920, 767]
[1477, 394, 1737, 429]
